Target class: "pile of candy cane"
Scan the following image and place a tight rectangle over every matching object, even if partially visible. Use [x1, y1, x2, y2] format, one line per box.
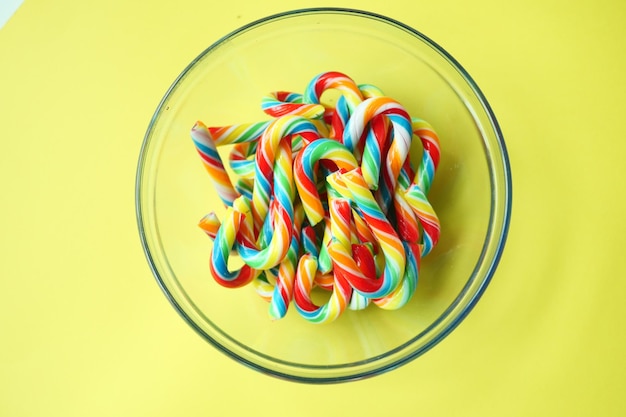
[191, 71, 440, 323]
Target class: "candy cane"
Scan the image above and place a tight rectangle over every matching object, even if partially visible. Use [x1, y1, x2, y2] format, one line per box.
[262, 91, 326, 120]
[208, 120, 270, 146]
[238, 135, 295, 269]
[303, 71, 364, 113]
[293, 138, 358, 225]
[328, 168, 405, 298]
[343, 97, 413, 213]
[191, 121, 239, 207]
[208, 206, 259, 288]
[250, 115, 319, 231]
[293, 224, 351, 323]
[268, 203, 305, 319]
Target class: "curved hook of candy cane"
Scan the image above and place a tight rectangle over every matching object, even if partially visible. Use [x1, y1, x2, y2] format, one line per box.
[228, 142, 257, 180]
[238, 199, 293, 270]
[191, 122, 239, 207]
[294, 254, 352, 323]
[327, 168, 405, 299]
[303, 71, 364, 114]
[293, 226, 352, 323]
[261, 91, 326, 120]
[267, 230, 300, 320]
[293, 138, 358, 226]
[207, 206, 259, 288]
[325, 83, 386, 141]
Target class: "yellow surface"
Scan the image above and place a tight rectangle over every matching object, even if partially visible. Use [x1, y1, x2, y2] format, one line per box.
[1, 0, 625, 415]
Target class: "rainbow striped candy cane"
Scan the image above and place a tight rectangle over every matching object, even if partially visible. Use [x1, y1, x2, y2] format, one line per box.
[330, 197, 373, 311]
[198, 194, 257, 249]
[324, 83, 385, 141]
[405, 118, 441, 256]
[369, 186, 422, 309]
[293, 223, 351, 323]
[198, 212, 221, 241]
[303, 71, 364, 114]
[343, 97, 413, 213]
[348, 243, 378, 310]
[374, 118, 441, 306]
[238, 135, 295, 270]
[191, 121, 239, 207]
[404, 185, 440, 257]
[228, 142, 257, 180]
[208, 121, 270, 146]
[207, 205, 259, 288]
[360, 114, 390, 191]
[249, 115, 320, 232]
[327, 168, 405, 299]
[239, 116, 320, 271]
[373, 241, 420, 309]
[325, 166, 376, 311]
[293, 138, 358, 226]
[268, 202, 305, 320]
[358, 83, 386, 99]
[261, 91, 326, 120]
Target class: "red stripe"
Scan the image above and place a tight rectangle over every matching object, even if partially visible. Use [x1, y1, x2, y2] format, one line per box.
[209, 258, 256, 288]
[382, 107, 410, 121]
[421, 222, 441, 245]
[353, 244, 377, 280]
[276, 91, 291, 101]
[256, 152, 273, 180]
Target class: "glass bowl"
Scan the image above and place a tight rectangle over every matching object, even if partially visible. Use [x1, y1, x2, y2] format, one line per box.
[136, 8, 511, 383]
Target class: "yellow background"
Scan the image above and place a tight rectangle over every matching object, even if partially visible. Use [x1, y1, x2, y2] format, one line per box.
[1, 0, 625, 415]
